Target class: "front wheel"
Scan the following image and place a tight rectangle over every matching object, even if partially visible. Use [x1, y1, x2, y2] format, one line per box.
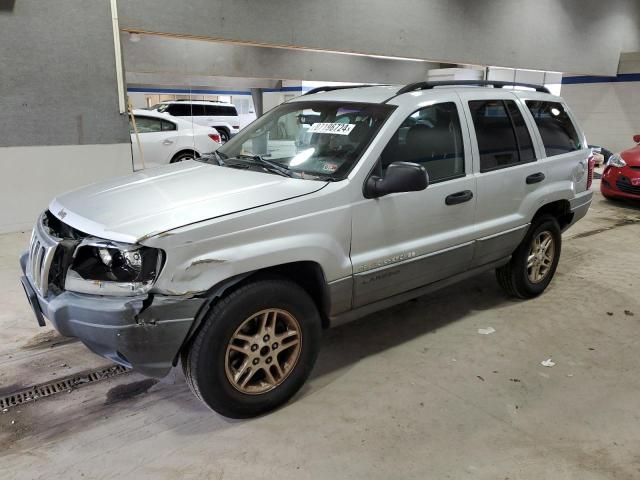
[182, 277, 321, 418]
[496, 215, 562, 299]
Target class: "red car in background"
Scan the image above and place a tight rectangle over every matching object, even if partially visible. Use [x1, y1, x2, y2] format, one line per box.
[601, 135, 640, 201]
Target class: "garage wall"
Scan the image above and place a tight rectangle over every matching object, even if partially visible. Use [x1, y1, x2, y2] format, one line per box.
[561, 53, 640, 153]
[117, 0, 640, 76]
[0, 0, 132, 233]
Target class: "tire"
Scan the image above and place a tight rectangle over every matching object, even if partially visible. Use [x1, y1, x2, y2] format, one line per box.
[181, 277, 322, 418]
[496, 215, 562, 299]
[170, 150, 198, 163]
[217, 129, 230, 143]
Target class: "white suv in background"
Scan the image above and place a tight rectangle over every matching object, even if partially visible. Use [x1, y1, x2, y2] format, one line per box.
[129, 109, 221, 169]
[150, 100, 241, 142]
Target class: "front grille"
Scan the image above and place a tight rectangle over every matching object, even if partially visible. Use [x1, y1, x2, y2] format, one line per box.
[27, 215, 61, 296]
[630, 166, 640, 171]
[616, 179, 640, 195]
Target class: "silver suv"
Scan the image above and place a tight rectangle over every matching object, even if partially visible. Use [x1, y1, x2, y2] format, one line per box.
[20, 81, 594, 418]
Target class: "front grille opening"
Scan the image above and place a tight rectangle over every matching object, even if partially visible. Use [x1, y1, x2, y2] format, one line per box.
[36, 211, 89, 292]
[0, 365, 130, 410]
[616, 180, 640, 195]
[43, 210, 88, 240]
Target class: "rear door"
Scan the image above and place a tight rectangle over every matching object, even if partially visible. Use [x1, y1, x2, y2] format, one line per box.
[457, 91, 547, 267]
[519, 96, 590, 196]
[130, 116, 179, 169]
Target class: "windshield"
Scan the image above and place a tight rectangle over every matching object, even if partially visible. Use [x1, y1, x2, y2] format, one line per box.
[216, 101, 395, 180]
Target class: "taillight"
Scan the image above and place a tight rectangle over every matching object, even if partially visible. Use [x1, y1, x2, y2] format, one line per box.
[208, 133, 221, 143]
[586, 155, 596, 189]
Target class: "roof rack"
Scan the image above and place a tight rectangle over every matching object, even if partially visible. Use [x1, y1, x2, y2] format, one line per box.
[303, 84, 384, 96]
[396, 80, 550, 95]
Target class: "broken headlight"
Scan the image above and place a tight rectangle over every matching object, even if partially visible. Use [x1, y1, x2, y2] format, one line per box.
[65, 239, 164, 296]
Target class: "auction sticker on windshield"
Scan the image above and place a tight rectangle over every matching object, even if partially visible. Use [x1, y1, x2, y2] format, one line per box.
[307, 123, 356, 135]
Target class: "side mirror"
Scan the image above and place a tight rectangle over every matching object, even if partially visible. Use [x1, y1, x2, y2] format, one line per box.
[633, 134, 640, 144]
[365, 161, 428, 198]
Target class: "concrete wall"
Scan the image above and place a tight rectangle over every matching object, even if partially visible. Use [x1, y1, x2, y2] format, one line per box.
[0, 0, 132, 233]
[123, 35, 439, 85]
[118, 0, 640, 76]
[561, 53, 640, 153]
[0, 0, 129, 147]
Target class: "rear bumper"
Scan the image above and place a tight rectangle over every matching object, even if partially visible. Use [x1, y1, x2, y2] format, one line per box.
[20, 252, 204, 378]
[566, 190, 593, 230]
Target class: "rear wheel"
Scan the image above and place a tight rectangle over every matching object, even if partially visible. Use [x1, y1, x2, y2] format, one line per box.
[182, 277, 321, 418]
[496, 215, 561, 299]
[217, 129, 230, 143]
[170, 150, 198, 163]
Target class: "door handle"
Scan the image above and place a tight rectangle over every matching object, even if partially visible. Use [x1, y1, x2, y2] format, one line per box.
[445, 190, 473, 205]
[162, 139, 174, 145]
[526, 172, 545, 184]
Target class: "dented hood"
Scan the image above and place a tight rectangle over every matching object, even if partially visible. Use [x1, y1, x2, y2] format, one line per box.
[49, 161, 327, 243]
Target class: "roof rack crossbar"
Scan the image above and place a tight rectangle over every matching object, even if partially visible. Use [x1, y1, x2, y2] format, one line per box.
[303, 84, 384, 96]
[396, 80, 550, 95]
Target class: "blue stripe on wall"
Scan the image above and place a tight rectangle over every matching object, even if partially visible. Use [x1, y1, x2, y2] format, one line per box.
[562, 73, 640, 84]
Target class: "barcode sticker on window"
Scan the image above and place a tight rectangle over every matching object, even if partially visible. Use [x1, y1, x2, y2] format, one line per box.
[307, 123, 356, 135]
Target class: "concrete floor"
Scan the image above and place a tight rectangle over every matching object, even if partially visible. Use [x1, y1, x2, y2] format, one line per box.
[1, 181, 640, 480]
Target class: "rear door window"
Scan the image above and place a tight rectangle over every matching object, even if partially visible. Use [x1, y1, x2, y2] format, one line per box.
[505, 101, 536, 163]
[190, 104, 207, 116]
[468, 99, 536, 172]
[167, 104, 191, 116]
[161, 120, 177, 131]
[525, 101, 581, 156]
[132, 116, 163, 133]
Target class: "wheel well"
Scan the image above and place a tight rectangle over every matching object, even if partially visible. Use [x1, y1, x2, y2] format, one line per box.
[205, 262, 330, 328]
[174, 261, 330, 366]
[256, 262, 330, 328]
[533, 200, 573, 229]
[170, 150, 199, 163]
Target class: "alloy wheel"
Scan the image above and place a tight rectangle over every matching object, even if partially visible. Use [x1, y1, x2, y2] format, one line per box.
[225, 308, 302, 395]
[527, 231, 555, 283]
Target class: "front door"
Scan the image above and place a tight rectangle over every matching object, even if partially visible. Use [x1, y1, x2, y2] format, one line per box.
[350, 99, 478, 308]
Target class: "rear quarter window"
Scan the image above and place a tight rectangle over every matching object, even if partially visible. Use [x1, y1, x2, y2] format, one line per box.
[205, 105, 238, 116]
[525, 101, 581, 157]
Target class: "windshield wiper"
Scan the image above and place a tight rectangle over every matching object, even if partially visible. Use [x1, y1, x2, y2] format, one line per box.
[198, 150, 227, 166]
[233, 154, 296, 178]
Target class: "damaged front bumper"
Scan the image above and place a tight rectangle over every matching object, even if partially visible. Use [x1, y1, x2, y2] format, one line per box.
[20, 252, 204, 378]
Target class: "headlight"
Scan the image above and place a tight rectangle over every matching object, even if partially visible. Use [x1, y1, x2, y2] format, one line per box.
[607, 153, 626, 168]
[65, 239, 164, 296]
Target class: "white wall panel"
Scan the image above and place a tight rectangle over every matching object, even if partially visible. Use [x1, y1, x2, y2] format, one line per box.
[0, 144, 133, 233]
